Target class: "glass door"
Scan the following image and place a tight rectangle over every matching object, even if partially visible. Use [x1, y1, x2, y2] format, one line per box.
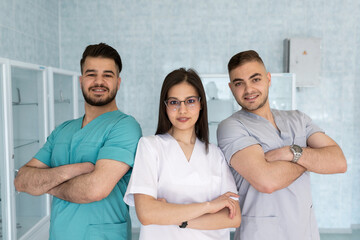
[48, 68, 80, 131]
[78, 79, 85, 117]
[269, 73, 296, 110]
[0, 58, 16, 240]
[0, 61, 5, 240]
[10, 63, 49, 239]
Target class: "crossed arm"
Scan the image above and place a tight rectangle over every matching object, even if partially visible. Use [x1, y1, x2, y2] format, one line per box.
[265, 132, 347, 174]
[134, 192, 241, 230]
[14, 158, 130, 203]
[230, 132, 347, 194]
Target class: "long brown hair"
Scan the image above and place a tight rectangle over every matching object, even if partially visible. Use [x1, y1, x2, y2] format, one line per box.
[155, 68, 209, 151]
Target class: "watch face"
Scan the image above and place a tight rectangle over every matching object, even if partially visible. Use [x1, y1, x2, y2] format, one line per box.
[292, 144, 302, 153]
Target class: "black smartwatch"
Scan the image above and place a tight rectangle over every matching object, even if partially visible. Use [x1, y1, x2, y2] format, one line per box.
[179, 221, 188, 228]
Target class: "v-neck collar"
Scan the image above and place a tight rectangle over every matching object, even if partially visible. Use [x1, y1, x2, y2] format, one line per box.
[240, 109, 286, 137]
[165, 133, 198, 163]
[79, 110, 118, 130]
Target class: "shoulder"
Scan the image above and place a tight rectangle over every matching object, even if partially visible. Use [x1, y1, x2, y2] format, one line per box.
[112, 111, 142, 134]
[207, 142, 225, 156]
[51, 118, 80, 135]
[273, 109, 311, 122]
[138, 134, 168, 148]
[218, 111, 244, 130]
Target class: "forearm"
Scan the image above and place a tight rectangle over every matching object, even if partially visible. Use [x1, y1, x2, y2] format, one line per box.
[135, 196, 211, 226]
[14, 162, 94, 196]
[188, 203, 241, 230]
[48, 172, 100, 203]
[255, 161, 306, 193]
[49, 159, 130, 204]
[298, 146, 347, 174]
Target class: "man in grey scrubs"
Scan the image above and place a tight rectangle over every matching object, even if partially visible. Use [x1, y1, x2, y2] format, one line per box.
[217, 50, 347, 240]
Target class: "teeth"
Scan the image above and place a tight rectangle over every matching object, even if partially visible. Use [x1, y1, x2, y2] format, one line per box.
[246, 95, 257, 99]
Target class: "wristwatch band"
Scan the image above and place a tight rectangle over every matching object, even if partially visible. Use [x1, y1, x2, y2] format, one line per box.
[179, 221, 188, 228]
[290, 144, 303, 163]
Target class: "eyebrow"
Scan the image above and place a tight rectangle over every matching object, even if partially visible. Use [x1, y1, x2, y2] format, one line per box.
[232, 73, 262, 83]
[167, 96, 198, 100]
[84, 69, 115, 75]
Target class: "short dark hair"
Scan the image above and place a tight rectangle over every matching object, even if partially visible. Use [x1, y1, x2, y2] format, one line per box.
[228, 50, 264, 73]
[156, 68, 209, 151]
[80, 43, 122, 75]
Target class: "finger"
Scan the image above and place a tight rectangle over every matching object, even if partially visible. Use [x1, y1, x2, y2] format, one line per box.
[226, 199, 235, 219]
[229, 199, 237, 217]
[225, 191, 240, 198]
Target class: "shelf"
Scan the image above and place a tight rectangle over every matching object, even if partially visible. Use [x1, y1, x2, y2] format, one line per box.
[14, 139, 39, 149]
[12, 102, 38, 106]
[54, 99, 70, 104]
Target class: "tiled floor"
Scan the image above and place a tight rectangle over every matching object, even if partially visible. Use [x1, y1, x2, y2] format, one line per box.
[131, 228, 360, 240]
[320, 228, 360, 240]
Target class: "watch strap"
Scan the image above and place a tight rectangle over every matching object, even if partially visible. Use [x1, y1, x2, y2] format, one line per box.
[179, 221, 188, 228]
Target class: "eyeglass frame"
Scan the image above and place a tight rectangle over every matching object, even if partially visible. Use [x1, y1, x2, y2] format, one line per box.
[164, 96, 201, 111]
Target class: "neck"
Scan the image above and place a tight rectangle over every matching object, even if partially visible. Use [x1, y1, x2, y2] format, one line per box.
[168, 127, 197, 145]
[245, 103, 277, 129]
[245, 101, 272, 120]
[82, 101, 118, 127]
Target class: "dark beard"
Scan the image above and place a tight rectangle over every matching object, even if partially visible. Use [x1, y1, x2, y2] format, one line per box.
[82, 87, 117, 106]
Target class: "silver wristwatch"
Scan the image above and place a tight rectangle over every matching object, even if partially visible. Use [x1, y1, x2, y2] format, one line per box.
[290, 144, 302, 163]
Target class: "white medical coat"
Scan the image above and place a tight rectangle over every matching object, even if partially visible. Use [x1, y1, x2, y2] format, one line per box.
[124, 133, 237, 240]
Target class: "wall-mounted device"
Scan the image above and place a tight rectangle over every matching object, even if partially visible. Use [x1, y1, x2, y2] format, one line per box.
[284, 38, 321, 87]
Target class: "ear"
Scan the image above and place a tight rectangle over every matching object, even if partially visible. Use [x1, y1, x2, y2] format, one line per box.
[117, 77, 121, 89]
[228, 81, 234, 93]
[267, 72, 271, 86]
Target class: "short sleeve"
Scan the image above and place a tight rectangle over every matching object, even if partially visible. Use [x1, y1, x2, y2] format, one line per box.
[123, 136, 159, 206]
[97, 116, 142, 167]
[33, 122, 68, 167]
[301, 111, 324, 139]
[217, 117, 259, 165]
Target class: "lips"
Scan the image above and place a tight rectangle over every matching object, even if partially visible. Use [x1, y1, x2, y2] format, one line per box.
[90, 86, 108, 94]
[244, 94, 259, 101]
[177, 117, 190, 122]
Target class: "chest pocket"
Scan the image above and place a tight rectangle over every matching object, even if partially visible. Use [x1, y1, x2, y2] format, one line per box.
[75, 143, 101, 164]
[51, 143, 70, 167]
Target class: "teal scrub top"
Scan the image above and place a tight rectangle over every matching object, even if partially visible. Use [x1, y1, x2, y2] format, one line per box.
[34, 110, 142, 240]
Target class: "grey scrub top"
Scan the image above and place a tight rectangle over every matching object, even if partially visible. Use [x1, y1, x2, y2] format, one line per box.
[217, 109, 323, 240]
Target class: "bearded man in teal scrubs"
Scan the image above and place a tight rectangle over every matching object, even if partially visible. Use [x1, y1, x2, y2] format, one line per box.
[14, 43, 142, 240]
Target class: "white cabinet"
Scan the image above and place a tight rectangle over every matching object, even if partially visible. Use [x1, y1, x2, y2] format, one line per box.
[0, 58, 81, 240]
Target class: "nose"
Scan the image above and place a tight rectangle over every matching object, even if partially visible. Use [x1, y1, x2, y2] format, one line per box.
[94, 75, 104, 84]
[178, 101, 187, 113]
[243, 83, 254, 94]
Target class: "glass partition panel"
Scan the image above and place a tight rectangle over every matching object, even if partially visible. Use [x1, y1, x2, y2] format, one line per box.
[11, 66, 47, 238]
[53, 73, 74, 127]
[0, 64, 4, 240]
[269, 73, 296, 110]
[78, 80, 85, 117]
[201, 74, 238, 144]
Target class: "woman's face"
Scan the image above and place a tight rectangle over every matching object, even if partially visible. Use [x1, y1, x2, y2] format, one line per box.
[165, 81, 201, 133]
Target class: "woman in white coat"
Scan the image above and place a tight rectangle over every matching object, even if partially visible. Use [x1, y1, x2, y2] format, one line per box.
[124, 68, 241, 240]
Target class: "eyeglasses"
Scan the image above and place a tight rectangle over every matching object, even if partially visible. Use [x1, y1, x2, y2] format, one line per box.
[164, 97, 201, 111]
